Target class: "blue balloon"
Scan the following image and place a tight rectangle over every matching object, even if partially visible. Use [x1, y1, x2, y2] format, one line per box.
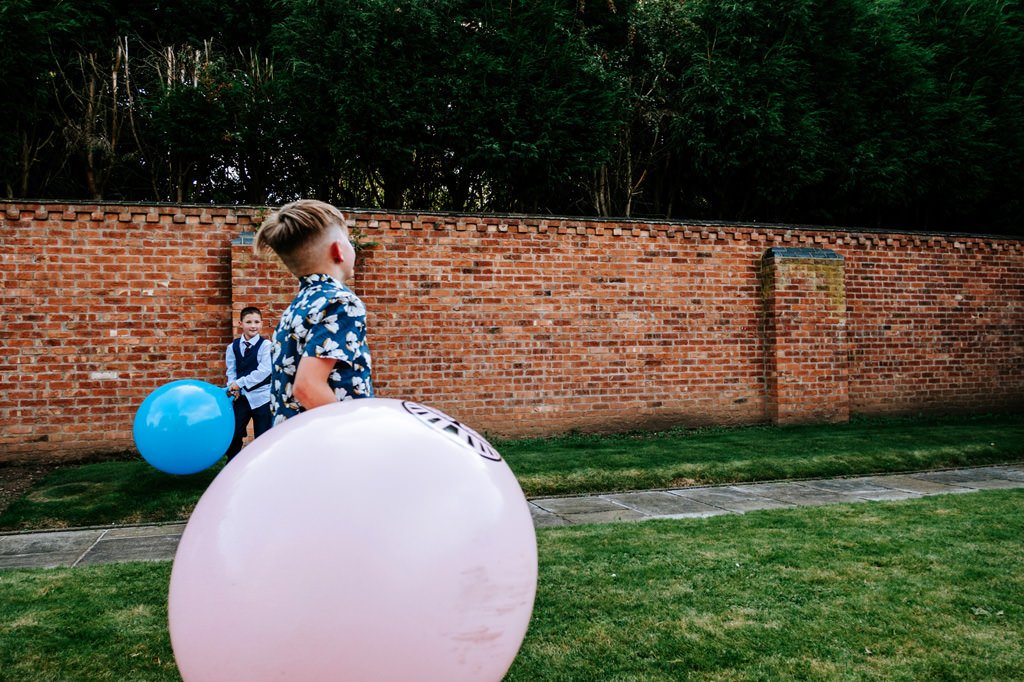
[133, 380, 234, 475]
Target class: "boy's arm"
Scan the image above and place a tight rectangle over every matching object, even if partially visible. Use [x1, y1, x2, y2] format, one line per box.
[293, 356, 339, 410]
[225, 344, 237, 383]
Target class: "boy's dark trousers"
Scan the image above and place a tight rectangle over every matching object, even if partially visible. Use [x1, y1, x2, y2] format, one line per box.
[225, 395, 272, 460]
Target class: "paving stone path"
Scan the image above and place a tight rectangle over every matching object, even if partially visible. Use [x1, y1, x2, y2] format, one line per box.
[2, 464, 1022, 570]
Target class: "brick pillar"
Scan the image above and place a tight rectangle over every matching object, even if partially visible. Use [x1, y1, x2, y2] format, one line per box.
[230, 232, 296, 326]
[761, 247, 849, 425]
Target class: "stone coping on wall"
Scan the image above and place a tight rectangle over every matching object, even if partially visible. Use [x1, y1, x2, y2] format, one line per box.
[763, 247, 845, 261]
[3, 199, 1021, 243]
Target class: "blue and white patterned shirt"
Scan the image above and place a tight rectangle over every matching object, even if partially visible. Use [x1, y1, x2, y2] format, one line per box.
[270, 274, 373, 424]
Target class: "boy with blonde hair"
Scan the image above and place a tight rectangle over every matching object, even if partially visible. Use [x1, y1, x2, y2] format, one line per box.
[255, 200, 373, 423]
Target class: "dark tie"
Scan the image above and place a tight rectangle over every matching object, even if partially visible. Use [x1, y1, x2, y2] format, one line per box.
[243, 341, 251, 356]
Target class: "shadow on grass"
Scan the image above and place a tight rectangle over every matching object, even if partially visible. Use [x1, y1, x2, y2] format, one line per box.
[0, 459, 222, 531]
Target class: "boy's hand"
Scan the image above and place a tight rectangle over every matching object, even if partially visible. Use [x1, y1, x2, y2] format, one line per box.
[227, 382, 241, 399]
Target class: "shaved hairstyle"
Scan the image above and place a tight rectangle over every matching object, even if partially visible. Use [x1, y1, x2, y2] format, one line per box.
[254, 200, 350, 273]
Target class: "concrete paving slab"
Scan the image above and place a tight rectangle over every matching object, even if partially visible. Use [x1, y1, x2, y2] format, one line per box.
[909, 470, 998, 485]
[906, 470, 1024, 490]
[800, 478, 897, 494]
[104, 523, 186, 540]
[782, 491, 871, 506]
[604, 491, 722, 516]
[0, 554, 74, 569]
[870, 475, 974, 495]
[947, 477, 1024, 490]
[529, 504, 569, 529]
[642, 509, 732, 521]
[558, 508, 648, 525]
[0, 529, 102, 556]
[670, 486, 795, 513]
[0, 529, 103, 569]
[730, 482, 866, 506]
[531, 496, 626, 515]
[800, 478, 924, 502]
[971, 466, 1024, 482]
[532, 494, 648, 524]
[76, 534, 182, 566]
[848, 488, 923, 502]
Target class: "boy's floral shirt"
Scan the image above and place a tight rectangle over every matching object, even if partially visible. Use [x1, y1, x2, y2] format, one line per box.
[270, 273, 373, 424]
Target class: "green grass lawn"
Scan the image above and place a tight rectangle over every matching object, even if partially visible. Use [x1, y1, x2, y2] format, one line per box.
[2, 490, 1022, 681]
[0, 461, 222, 531]
[504, 412, 1024, 496]
[2, 413, 1022, 531]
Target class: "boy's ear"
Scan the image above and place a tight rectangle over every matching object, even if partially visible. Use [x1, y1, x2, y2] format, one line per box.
[329, 240, 346, 263]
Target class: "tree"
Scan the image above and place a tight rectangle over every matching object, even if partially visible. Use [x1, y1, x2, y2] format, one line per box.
[893, 0, 1024, 231]
[271, 0, 626, 212]
[0, 0, 75, 197]
[593, 0, 1023, 232]
[0, 0, 1020, 232]
[456, 0, 627, 214]
[49, 36, 144, 200]
[138, 42, 234, 202]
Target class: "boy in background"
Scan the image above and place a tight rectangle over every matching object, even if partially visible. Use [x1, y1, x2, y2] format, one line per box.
[224, 306, 273, 459]
[254, 200, 373, 424]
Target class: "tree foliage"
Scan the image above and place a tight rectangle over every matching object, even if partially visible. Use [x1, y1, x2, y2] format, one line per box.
[0, 0, 1020, 233]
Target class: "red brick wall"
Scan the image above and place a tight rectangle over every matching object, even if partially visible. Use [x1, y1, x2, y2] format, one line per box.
[344, 216, 769, 437]
[2, 201, 1022, 461]
[1, 204, 257, 460]
[844, 239, 1024, 413]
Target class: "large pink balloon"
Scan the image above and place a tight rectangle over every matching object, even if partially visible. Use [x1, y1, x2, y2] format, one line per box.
[168, 398, 537, 682]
